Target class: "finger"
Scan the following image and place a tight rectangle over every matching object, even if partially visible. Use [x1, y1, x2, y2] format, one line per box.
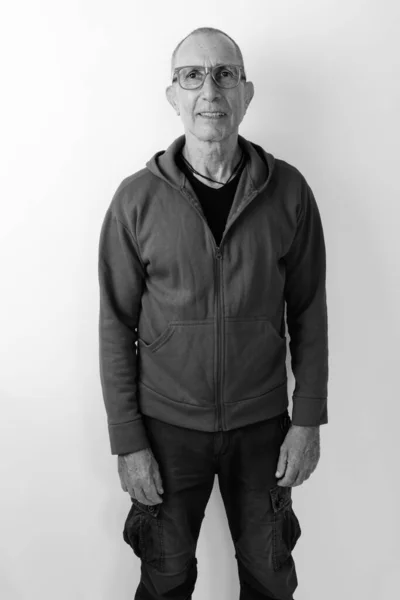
[299, 469, 312, 484]
[275, 446, 288, 479]
[131, 487, 149, 505]
[142, 482, 163, 505]
[154, 469, 164, 495]
[277, 462, 299, 487]
[292, 471, 305, 487]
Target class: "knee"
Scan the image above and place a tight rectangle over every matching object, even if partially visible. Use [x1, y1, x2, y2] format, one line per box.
[141, 556, 198, 599]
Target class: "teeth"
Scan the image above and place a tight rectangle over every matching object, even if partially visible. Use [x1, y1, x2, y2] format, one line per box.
[200, 112, 225, 116]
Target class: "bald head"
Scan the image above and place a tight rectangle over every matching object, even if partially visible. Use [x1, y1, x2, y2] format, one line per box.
[166, 27, 254, 145]
[171, 27, 245, 77]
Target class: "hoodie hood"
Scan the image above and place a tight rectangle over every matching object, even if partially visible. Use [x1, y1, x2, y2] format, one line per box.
[145, 134, 275, 195]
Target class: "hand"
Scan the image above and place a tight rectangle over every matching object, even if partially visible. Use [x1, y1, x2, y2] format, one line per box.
[275, 425, 320, 487]
[118, 447, 164, 505]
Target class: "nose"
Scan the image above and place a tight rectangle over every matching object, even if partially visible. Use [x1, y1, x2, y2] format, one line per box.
[200, 71, 221, 101]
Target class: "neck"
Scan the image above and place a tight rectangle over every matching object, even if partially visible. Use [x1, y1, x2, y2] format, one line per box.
[182, 131, 242, 188]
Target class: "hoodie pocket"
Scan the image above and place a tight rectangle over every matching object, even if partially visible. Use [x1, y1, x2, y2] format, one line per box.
[138, 320, 215, 406]
[137, 324, 175, 353]
[224, 317, 287, 402]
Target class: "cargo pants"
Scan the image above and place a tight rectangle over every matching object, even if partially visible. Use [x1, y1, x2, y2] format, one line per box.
[122, 410, 301, 600]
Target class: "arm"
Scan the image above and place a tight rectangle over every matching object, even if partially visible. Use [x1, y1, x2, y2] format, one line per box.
[283, 177, 329, 427]
[98, 204, 150, 455]
[275, 178, 328, 487]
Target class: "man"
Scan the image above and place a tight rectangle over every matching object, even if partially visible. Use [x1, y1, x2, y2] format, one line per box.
[98, 26, 328, 600]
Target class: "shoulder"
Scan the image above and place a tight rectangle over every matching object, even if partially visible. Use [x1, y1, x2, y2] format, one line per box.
[265, 155, 321, 223]
[243, 136, 310, 191]
[271, 158, 318, 217]
[273, 157, 309, 190]
[108, 167, 162, 223]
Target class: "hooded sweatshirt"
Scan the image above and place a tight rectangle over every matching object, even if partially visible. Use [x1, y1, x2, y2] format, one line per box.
[98, 134, 329, 455]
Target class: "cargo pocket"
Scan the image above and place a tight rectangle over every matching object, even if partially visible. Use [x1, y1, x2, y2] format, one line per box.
[269, 485, 301, 571]
[122, 497, 164, 572]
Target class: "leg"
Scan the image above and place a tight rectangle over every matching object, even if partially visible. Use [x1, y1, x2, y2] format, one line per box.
[218, 412, 301, 600]
[122, 415, 216, 600]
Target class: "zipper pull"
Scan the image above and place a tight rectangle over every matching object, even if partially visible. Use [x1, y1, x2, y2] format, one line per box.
[215, 248, 222, 259]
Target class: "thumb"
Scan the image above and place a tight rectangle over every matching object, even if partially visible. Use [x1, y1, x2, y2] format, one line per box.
[275, 445, 288, 478]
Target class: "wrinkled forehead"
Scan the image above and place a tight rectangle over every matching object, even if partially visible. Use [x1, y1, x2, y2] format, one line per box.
[174, 33, 241, 69]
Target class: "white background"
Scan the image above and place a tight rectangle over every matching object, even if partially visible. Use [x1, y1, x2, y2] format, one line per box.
[1, 1, 399, 599]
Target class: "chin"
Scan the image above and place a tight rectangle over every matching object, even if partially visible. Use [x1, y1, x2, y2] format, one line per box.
[193, 125, 229, 143]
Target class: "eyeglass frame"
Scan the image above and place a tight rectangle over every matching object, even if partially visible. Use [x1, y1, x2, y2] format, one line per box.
[171, 64, 247, 90]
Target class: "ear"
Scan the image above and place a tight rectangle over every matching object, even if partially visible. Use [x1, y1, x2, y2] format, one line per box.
[243, 81, 254, 113]
[166, 85, 180, 115]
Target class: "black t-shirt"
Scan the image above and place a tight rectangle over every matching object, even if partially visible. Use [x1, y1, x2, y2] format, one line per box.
[175, 149, 247, 247]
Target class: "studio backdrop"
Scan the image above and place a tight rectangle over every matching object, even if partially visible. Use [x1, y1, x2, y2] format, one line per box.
[1, 1, 399, 599]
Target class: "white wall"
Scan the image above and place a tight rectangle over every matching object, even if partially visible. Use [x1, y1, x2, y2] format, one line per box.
[1, 1, 399, 599]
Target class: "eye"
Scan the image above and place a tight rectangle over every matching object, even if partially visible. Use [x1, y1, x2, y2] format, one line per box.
[214, 66, 238, 84]
[184, 69, 203, 80]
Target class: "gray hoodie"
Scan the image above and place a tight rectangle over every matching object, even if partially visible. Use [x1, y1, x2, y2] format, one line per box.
[98, 134, 329, 455]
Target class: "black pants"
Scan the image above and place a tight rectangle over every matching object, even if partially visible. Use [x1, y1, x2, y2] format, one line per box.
[123, 410, 301, 600]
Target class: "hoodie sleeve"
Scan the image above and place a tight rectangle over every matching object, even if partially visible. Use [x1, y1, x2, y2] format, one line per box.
[283, 177, 329, 426]
[98, 203, 150, 455]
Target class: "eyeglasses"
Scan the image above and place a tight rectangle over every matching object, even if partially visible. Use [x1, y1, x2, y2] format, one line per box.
[172, 64, 246, 90]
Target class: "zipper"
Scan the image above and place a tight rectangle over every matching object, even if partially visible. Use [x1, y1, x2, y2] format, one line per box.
[215, 247, 224, 430]
[179, 187, 259, 431]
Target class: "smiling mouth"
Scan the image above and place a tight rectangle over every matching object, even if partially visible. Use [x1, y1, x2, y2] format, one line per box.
[198, 112, 227, 118]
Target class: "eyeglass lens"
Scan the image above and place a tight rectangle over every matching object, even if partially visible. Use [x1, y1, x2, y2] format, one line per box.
[178, 65, 241, 89]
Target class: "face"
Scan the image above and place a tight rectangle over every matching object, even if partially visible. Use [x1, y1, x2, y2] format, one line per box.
[166, 33, 254, 143]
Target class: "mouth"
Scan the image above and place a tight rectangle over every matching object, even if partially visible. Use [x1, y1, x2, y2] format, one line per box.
[197, 111, 227, 119]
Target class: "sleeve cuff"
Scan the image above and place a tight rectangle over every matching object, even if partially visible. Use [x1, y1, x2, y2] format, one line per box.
[108, 418, 151, 455]
[291, 396, 328, 426]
